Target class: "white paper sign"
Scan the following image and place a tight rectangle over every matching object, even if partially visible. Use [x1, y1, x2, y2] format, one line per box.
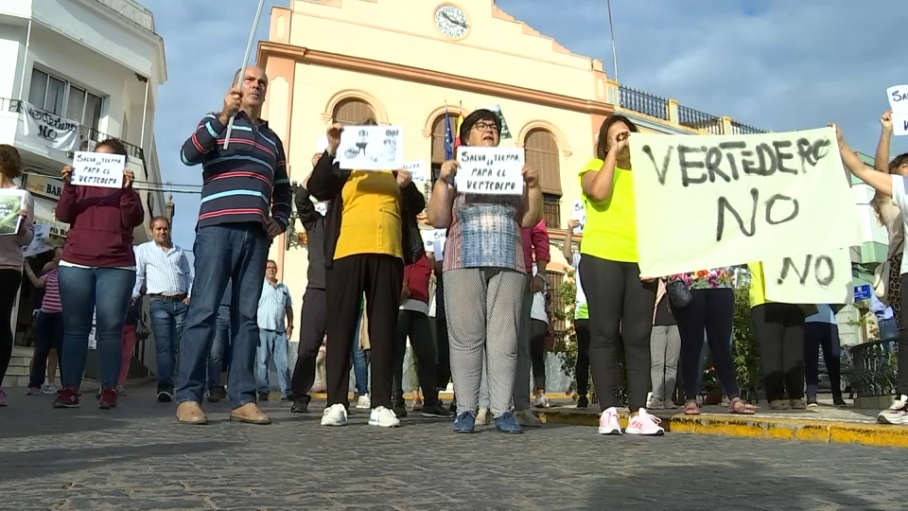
[72, 152, 125, 189]
[887, 85, 908, 113]
[0, 189, 25, 236]
[420, 228, 445, 251]
[314, 202, 328, 216]
[630, 127, 861, 278]
[315, 136, 329, 154]
[23, 224, 53, 257]
[404, 160, 427, 184]
[892, 111, 908, 137]
[337, 125, 404, 171]
[432, 237, 446, 261]
[455, 147, 524, 195]
[571, 200, 585, 234]
[763, 247, 854, 304]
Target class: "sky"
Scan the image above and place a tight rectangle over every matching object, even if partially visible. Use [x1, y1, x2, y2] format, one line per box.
[138, 0, 908, 253]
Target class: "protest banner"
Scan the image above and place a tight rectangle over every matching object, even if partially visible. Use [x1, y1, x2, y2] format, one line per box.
[455, 147, 524, 195]
[763, 247, 854, 304]
[887, 84, 908, 112]
[571, 200, 585, 234]
[420, 228, 445, 251]
[72, 151, 125, 189]
[630, 127, 861, 277]
[403, 160, 428, 184]
[23, 224, 54, 257]
[337, 125, 404, 171]
[0, 189, 25, 235]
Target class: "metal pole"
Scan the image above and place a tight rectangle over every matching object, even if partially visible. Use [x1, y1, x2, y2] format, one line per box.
[139, 78, 149, 149]
[607, 0, 619, 82]
[223, 0, 266, 149]
[17, 19, 32, 101]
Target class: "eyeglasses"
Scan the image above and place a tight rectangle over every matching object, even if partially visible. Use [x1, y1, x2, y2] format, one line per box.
[472, 122, 499, 133]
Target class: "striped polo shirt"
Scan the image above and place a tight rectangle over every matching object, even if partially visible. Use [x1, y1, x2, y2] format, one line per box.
[180, 111, 292, 231]
[40, 269, 62, 313]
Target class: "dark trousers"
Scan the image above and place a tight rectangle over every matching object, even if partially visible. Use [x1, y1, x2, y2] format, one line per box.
[574, 318, 591, 395]
[673, 288, 741, 401]
[0, 270, 23, 384]
[392, 309, 438, 406]
[529, 318, 547, 391]
[899, 274, 908, 396]
[290, 287, 327, 401]
[752, 303, 805, 401]
[578, 255, 656, 410]
[434, 269, 451, 391]
[29, 311, 64, 388]
[325, 254, 403, 409]
[804, 322, 843, 402]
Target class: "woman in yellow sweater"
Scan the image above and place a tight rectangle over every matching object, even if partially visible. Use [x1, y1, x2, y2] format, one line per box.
[578, 115, 662, 436]
[308, 118, 426, 429]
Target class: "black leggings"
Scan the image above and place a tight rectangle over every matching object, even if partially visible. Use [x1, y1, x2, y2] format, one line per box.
[574, 319, 591, 395]
[393, 309, 438, 406]
[578, 255, 656, 410]
[529, 319, 547, 391]
[803, 322, 842, 402]
[0, 270, 22, 385]
[899, 274, 908, 396]
[673, 288, 740, 401]
[752, 303, 805, 401]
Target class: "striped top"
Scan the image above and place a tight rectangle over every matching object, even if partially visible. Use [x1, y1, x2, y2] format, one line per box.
[40, 269, 62, 313]
[443, 193, 525, 273]
[180, 111, 292, 231]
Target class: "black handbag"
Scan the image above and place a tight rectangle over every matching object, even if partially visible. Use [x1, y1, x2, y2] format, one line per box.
[665, 280, 692, 309]
[136, 315, 151, 342]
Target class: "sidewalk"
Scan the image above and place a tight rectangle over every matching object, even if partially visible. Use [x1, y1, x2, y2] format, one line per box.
[538, 398, 908, 449]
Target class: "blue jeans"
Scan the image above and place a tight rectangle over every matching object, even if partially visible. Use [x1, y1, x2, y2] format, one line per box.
[58, 266, 136, 389]
[351, 311, 368, 396]
[256, 329, 291, 396]
[176, 224, 269, 408]
[148, 298, 188, 388]
[207, 304, 231, 391]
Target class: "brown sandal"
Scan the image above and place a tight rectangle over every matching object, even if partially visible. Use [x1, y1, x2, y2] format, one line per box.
[729, 398, 757, 415]
[683, 400, 701, 415]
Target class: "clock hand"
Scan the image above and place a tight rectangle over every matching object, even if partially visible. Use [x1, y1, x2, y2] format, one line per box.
[441, 12, 467, 28]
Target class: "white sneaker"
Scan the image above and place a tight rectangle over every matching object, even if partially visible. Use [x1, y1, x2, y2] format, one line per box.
[368, 406, 400, 428]
[356, 394, 371, 409]
[40, 384, 57, 395]
[598, 407, 622, 435]
[320, 403, 348, 426]
[625, 408, 665, 436]
[533, 393, 550, 408]
[476, 407, 491, 425]
[878, 395, 908, 425]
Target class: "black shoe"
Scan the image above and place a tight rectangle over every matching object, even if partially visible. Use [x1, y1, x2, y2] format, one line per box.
[421, 404, 453, 418]
[392, 402, 408, 418]
[290, 398, 309, 413]
[577, 394, 589, 409]
[833, 398, 847, 407]
[258, 391, 269, 402]
[207, 386, 226, 403]
[157, 386, 174, 403]
[449, 398, 457, 413]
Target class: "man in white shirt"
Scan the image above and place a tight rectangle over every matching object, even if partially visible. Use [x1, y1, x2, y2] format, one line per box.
[256, 260, 294, 401]
[133, 217, 192, 402]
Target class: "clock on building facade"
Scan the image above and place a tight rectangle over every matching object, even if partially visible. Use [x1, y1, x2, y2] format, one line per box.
[434, 4, 469, 39]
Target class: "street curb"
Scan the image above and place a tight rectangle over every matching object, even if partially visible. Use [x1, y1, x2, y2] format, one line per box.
[539, 409, 908, 449]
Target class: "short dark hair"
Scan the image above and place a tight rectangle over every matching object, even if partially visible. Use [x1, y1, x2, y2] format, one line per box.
[0, 144, 22, 179]
[266, 259, 278, 267]
[889, 153, 908, 174]
[459, 109, 501, 145]
[150, 216, 170, 228]
[596, 114, 638, 160]
[96, 138, 129, 157]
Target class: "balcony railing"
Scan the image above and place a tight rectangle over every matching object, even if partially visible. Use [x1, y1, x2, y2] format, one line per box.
[619, 85, 669, 120]
[677, 105, 723, 135]
[729, 120, 766, 135]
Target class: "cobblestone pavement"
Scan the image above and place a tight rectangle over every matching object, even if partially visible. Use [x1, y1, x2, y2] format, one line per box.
[0, 385, 899, 511]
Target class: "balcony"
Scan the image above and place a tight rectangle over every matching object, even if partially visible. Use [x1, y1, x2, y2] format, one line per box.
[619, 85, 669, 121]
[0, 97, 146, 180]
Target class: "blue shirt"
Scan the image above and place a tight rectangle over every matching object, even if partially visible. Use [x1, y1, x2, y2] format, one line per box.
[257, 280, 292, 332]
[805, 304, 837, 324]
[180, 112, 292, 232]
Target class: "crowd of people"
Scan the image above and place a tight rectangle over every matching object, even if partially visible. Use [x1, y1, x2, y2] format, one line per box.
[1, 65, 906, 435]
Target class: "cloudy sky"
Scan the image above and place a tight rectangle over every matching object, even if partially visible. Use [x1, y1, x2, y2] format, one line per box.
[138, 0, 907, 252]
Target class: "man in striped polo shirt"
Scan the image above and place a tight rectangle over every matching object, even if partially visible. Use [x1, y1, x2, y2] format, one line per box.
[175, 66, 291, 426]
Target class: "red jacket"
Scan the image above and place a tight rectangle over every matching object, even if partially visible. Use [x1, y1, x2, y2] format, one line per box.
[521, 218, 550, 271]
[403, 251, 432, 304]
[55, 182, 144, 267]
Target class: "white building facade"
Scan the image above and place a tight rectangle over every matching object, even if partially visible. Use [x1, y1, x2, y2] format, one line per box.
[0, 0, 167, 380]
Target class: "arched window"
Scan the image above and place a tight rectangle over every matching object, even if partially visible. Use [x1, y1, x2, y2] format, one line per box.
[524, 129, 562, 228]
[333, 99, 375, 125]
[430, 115, 454, 185]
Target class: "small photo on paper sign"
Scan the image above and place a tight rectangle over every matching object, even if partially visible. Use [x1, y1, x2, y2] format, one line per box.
[72, 151, 125, 189]
[0, 188, 25, 236]
[337, 125, 404, 171]
[455, 146, 524, 196]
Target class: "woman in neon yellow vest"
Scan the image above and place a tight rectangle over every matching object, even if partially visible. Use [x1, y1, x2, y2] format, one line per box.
[578, 115, 662, 436]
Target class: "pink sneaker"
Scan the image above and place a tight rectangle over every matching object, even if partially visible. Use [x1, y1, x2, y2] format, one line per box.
[625, 408, 664, 436]
[0, 388, 8, 406]
[598, 407, 622, 435]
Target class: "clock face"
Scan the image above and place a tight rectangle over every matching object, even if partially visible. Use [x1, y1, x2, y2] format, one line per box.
[434, 5, 469, 39]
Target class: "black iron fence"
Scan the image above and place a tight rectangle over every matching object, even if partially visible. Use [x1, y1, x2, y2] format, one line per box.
[677, 104, 723, 135]
[619, 85, 669, 120]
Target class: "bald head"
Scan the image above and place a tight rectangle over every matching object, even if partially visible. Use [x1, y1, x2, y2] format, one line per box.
[234, 66, 268, 110]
